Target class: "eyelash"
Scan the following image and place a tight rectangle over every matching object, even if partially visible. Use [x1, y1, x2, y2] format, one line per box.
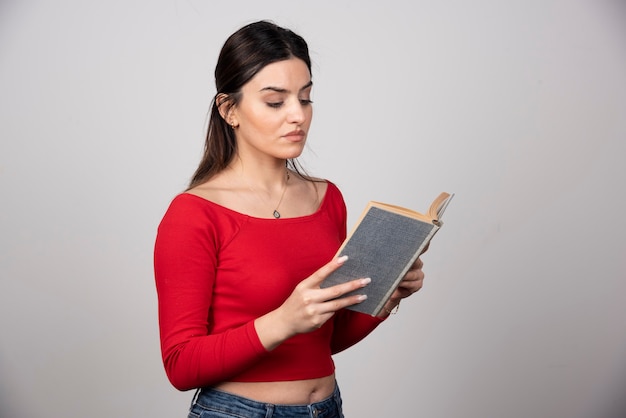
[267, 99, 314, 109]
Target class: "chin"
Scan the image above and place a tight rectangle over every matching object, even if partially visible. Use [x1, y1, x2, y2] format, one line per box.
[281, 144, 306, 159]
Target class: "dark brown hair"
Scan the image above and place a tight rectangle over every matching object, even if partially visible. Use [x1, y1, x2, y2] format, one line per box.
[188, 21, 312, 188]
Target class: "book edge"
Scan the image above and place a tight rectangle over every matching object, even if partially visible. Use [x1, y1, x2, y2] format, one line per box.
[369, 192, 452, 224]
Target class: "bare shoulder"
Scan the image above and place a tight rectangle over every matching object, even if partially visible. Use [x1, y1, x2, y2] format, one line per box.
[288, 172, 328, 214]
[185, 172, 237, 206]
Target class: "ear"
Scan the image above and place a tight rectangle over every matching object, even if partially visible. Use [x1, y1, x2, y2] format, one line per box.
[216, 93, 238, 128]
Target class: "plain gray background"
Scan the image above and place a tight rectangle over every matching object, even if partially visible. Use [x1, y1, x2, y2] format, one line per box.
[1, 0, 625, 417]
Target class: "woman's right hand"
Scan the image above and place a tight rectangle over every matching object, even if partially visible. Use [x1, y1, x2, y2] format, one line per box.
[254, 255, 370, 351]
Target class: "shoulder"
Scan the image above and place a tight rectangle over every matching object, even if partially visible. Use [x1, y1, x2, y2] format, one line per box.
[158, 192, 247, 237]
[294, 176, 345, 212]
[156, 193, 249, 258]
[324, 180, 341, 196]
[318, 179, 347, 223]
[184, 172, 234, 208]
[157, 194, 214, 236]
[320, 180, 344, 204]
[294, 174, 341, 201]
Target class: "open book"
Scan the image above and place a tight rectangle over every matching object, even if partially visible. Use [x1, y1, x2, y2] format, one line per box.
[321, 192, 454, 316]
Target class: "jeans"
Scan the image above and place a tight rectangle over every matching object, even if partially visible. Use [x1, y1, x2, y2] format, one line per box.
[187, 383, 345, 418]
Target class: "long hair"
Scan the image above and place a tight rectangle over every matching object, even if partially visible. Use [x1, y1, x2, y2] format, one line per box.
[188, 21, 312, 189]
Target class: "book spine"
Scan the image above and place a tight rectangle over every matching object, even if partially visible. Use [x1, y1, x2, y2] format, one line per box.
[372, 224, 441, 316]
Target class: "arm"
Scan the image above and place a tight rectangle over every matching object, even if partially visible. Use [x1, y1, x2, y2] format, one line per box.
[330, 309, 384, 354]
[154, 199, 268, 391]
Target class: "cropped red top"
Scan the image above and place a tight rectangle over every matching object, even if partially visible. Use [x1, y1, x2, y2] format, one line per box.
[154, 181, 383, 391]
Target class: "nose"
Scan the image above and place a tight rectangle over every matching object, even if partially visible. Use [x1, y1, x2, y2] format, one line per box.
[287, 98, 306, 125]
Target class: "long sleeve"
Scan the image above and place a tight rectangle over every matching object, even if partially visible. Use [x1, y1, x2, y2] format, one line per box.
[330, 309, 384, 354]
[154, 196, 268, 391]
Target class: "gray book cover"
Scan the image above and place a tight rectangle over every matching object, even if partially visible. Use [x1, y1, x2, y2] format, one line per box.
[322, 206, 440, 316]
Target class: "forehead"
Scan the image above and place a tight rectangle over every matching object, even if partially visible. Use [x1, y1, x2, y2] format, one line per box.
[245, 58, 312, 91]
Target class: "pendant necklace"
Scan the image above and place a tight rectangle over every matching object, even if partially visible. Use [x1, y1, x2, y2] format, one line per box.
[272, 170, 290, 219]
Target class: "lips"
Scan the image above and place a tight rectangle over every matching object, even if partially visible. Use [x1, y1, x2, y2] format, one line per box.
[283, 130, 306, 141]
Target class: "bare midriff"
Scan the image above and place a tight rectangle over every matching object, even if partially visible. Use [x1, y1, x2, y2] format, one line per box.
[213, 374, 336, 405]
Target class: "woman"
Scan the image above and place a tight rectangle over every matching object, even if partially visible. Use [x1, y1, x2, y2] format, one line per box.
[154, 20, 425, 417]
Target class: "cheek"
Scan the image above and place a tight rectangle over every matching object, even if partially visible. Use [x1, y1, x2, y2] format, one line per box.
[247, 107, 281, 131]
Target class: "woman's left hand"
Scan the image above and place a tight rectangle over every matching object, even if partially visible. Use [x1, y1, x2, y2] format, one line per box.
[377, 257, 425, 318]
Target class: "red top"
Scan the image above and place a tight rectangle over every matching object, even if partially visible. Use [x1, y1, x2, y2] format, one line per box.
[154, 181, 383, 391]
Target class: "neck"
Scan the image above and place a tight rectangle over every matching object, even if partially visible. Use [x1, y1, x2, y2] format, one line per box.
[228, 158, 291, 219]
[229, 158, 289, 192]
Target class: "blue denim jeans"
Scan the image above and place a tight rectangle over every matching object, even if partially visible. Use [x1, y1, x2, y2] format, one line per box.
[187, 384, 345, 418]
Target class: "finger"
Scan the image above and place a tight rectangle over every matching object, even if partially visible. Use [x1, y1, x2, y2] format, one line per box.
[305, 255, 349, 287]
[415, 257, 424, 269]
[408, 257, 423, 270]
[403, 267, 424, 282]
[320, 291, 368, 313]
[397, 277, 424, 294]
[318, 277, 371, 303]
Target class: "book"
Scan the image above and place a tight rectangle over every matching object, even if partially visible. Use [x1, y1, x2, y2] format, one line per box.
[321, 192, 454, 316]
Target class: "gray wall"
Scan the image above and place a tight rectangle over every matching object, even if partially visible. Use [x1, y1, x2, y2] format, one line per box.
[1, 1, 625, 417]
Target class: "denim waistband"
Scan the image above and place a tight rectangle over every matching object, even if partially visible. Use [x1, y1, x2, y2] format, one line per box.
[190, 383, 344, 418]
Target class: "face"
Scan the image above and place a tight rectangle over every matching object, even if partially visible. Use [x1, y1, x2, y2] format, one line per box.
[227, 58, 313, 162]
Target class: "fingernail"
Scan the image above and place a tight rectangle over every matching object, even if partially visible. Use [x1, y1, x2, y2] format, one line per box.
[361, 277, 371, 285]
[337, 255, 348, 264]
[357, 294, 368, 302]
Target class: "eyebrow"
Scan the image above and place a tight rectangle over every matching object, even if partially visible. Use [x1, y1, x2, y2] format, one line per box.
[259, 80, 313, 94]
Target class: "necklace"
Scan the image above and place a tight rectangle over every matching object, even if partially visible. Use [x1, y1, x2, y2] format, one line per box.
[272, 170, 290, 219]
[240, 169, 290, 219]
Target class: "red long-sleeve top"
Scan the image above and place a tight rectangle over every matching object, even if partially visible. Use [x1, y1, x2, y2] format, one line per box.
[154, 181, 383, 391]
